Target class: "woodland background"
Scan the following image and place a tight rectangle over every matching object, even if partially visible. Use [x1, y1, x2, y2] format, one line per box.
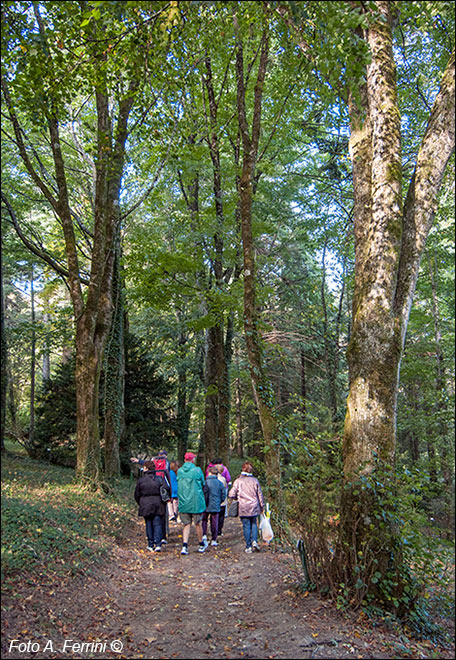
[1, 0, 454, 637]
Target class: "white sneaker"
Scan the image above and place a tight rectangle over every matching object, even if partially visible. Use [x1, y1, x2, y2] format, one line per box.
[198, 544, 207, 553]
[154, 545, 161, 552]
[181, 546, 188, 555]
[211, 540, 218, 546]
[252, 541, 260, 552]
[245, 547, 253, 554]
[202, 535, 208, 543]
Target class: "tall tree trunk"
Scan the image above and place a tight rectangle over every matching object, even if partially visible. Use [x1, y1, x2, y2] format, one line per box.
[234, 366, 244, 458]
[235, 25, 284, 509]
[2, 5, 138, 482]
[200, 55, 233, 467]
[427, 254, 454, 532]
[102, 240, 124, 478]
[300, 347, 308, 436]
[29, 267, 36, 448]
[42, 311, 51, 381]
[202, 323, 225, 463]
[176, 365, 191, 465]
[75, 326, 103, 480]
[320, 238, 338, 426]
[217, 312, 235, 466]
[338, 0, 455, 612]
[427, 254, 452, 488]
[1, 269, 7, 451]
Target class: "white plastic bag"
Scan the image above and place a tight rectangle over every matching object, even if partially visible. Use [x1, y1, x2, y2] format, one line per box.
[259, 511, 274, 542]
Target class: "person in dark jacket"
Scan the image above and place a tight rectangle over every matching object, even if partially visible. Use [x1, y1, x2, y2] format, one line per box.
[134, 461, 170, 552]
[202, 465, 226, 547]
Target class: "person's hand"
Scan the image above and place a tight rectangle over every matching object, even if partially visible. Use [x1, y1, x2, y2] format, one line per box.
[130, 457, 139, 463]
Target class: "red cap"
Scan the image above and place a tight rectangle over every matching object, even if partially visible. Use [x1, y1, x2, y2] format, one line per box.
[184, 452, 196, 461]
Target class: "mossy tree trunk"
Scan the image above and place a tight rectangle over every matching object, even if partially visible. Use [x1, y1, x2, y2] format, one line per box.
[200, 55, 235, 468]
[102, 237, 124, 479]
[338, 0, 455, 610]
[1, 7, 138, 481]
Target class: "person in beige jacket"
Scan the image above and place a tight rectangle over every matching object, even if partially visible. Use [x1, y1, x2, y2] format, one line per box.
[229, 462, 265, 553]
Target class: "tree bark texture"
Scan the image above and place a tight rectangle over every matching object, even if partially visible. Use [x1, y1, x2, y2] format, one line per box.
[102, 241, 124, 478]
[339, 0, 455, 608]
[202, 322, 225, 462]
[235, 26, 284, 506]
[1, 7, 138, 480]
[344, 4, 455, 475]
[200, 56, 233, 467]
[29, 268, 36, 448]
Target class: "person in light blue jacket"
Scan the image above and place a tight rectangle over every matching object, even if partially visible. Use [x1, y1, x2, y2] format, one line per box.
[168, 460, 179, 522]
[202, 465, 226, 547]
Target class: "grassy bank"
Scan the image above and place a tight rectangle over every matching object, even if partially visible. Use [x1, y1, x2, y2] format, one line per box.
[1, 442, 135, 588]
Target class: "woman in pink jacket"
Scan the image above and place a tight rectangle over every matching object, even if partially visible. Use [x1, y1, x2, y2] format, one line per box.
[229, 462, 265, 553]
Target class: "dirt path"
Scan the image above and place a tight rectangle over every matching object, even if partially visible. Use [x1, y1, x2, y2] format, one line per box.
[2, 514, 454, 659]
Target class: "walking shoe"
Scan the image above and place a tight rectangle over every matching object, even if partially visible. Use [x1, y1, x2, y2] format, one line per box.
[211, 540, 218, 546]
[245, 547, 253, 554]
[198, 543, 207, 553]
[161, 539, 167, 545]
[181, 546, 188, 555]
[148, 546, 154, 552]
[202, 535, 208, 543]
[252, 541, 260, 552]
[154, 545, 161, 552]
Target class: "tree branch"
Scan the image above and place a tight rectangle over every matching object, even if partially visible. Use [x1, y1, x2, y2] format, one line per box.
[1, 192, 89, 285]
[395, 49, 455, 340]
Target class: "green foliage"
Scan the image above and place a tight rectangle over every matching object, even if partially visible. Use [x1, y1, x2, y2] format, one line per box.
[1, 447, 134, 582]
[33, 358, 77, 466]
[334, 461, 454, 636]
[123, 333, 175, 458]
[1, 2, 454, 636]
[285, 434, 454, 637]
[31, 334, 175, 469]
[284, 432, 343, 589]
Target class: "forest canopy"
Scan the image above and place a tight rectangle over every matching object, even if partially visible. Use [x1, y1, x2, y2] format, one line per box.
[1, 0, 454, 623]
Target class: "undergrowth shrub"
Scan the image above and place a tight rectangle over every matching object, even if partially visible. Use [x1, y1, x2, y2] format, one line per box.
[285, 439, 454, 639]
[1, 448, 134, 585]
[285, 434, 342, 591]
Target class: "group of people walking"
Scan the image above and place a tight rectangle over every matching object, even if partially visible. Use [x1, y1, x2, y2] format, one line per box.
[133, 451, 265, 555]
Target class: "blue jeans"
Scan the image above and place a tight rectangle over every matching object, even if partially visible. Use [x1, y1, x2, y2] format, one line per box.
[145, 514, 164, 547]
[240, 516, 258, 548]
